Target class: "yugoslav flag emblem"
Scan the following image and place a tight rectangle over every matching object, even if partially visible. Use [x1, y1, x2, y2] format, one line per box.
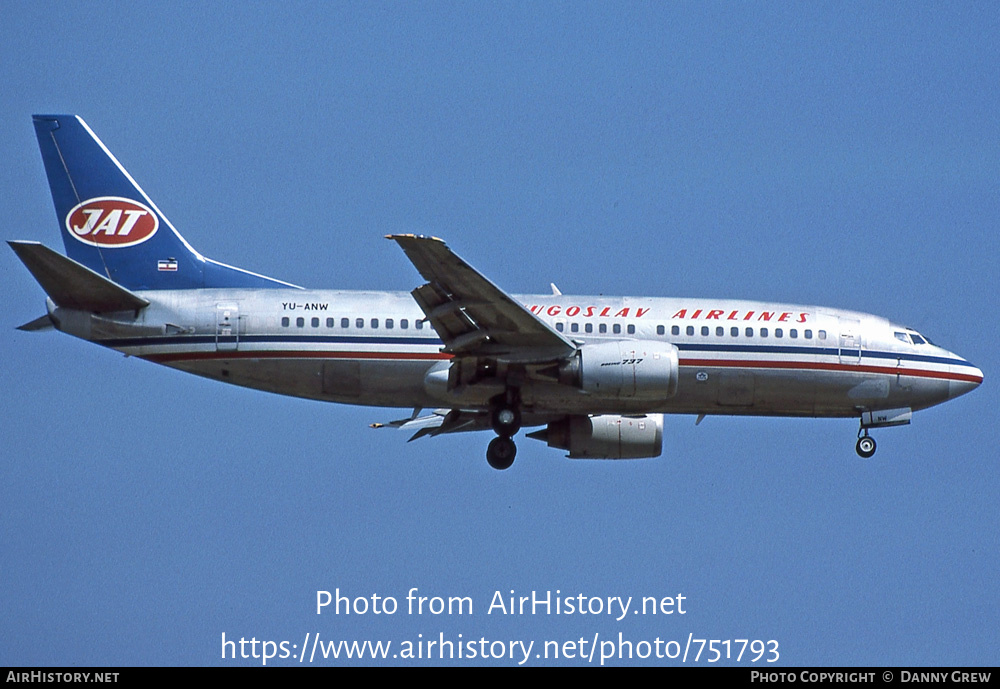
[65, 197, 159, 248]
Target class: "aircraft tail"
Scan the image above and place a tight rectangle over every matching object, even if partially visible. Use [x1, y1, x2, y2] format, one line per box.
[32, 115, 297, 291]
[9, 240, 149, 312]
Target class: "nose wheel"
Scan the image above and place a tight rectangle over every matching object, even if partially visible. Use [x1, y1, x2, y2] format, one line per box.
[856, 431, 876, 459]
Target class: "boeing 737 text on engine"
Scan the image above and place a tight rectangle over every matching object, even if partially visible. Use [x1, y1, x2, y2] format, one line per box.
[11, 115, 983, 469]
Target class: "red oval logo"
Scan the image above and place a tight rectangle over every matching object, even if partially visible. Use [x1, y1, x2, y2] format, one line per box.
[65, 197, 159, 248]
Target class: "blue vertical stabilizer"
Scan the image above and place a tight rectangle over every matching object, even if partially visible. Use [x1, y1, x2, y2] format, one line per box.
[32, 115, 298, 290]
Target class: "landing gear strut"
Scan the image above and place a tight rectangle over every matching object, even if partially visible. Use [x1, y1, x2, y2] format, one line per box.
[856, 429, 876, 459]
[854, 407, 911, 458]
[487, 391, 521, 470]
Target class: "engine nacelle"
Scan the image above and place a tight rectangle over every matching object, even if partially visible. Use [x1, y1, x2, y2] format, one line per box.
[529, 414, 664, 459]
[559, 340, 679, 400]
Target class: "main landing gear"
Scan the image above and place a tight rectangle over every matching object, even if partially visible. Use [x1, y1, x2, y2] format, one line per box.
[487, 436, 517, 470]
[856, 429, 877, 459]
[486, 392, 521, 470]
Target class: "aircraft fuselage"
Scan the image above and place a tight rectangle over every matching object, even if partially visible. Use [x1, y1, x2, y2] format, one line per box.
[49, 289, 981, 422]
[17, 115, 983, 468]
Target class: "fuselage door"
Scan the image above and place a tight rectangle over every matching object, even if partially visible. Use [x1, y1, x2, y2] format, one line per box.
[216, 304, 240, 351]
[838, 318, 862, 364]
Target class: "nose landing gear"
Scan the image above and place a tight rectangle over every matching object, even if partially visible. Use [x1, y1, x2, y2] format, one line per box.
[854, 407, 911, 458]
[855, 430, 877, 459]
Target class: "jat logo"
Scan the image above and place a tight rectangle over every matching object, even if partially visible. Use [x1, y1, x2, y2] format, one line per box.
[65, 197, 158, 248]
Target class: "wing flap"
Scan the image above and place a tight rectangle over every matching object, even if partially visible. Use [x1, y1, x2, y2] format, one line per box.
[388, 235, 575, 362]
[371, 408, 490, 441]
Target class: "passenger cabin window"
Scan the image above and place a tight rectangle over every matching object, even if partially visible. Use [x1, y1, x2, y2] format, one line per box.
[556, 322, 564, 332]
[386, 319, 394, 329]
[571, 323, 579, 333]
[790, 329, 797, 339]
[731, 327, 739, 337]
[627, 324, 635, 335]
[716, 326, 724, 337]
[818, 330, 827, 340]
[281, 317, 289, 327]
[775, 328, 783, 338]
[805, 329, 812, 339]
[401, 319, 409, 329]
[341, 318, 349, 328]
[311, 317, 319, 327]
[760, 327, 768, 338]
[686, 326, 694, 336]
[745, 327, 753, 337]
[356, 318, 364, 329]
[672, 326, 680, 336]
[416, 320, 424, 329]
[657, 325, 665, 336]
[296, 317, 305, 328]
[613, 324, 621, 334]
[599, 324, 607, 334]
[585, 323, 593, 333]
[326, 318, 334, 328]
[701, 326, 709, 337]
[371, 319, 379, 329]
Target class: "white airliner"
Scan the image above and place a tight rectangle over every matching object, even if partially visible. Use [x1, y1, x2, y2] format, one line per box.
[12, 115, 983, 469]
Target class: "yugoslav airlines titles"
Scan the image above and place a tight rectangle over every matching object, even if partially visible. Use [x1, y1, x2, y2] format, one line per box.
[528, 305, 810, 322]
[11, 115, 983, 469]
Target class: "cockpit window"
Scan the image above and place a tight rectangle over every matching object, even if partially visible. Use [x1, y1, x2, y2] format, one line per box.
[898, 328, 933, 346]
[905, 328, 933, 346]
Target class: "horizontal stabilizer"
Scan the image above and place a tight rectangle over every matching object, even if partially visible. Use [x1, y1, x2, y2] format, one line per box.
[8, 241, 149, 312]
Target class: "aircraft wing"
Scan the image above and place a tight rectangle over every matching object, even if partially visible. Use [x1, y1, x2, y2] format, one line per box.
[387, 235, 576, 363]
[370, 408, 490, 441]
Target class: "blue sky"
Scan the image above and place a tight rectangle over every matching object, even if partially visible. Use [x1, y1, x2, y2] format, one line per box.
[2, 2, 997, 666]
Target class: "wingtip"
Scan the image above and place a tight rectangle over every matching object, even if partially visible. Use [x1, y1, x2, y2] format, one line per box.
[17, 314, 54, 332]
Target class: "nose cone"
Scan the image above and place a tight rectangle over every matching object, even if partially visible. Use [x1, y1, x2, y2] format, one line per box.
[948, 357, 983, 400]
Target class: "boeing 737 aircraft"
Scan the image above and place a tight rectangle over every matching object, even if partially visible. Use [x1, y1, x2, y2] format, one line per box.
[12, 115, 983, 469]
